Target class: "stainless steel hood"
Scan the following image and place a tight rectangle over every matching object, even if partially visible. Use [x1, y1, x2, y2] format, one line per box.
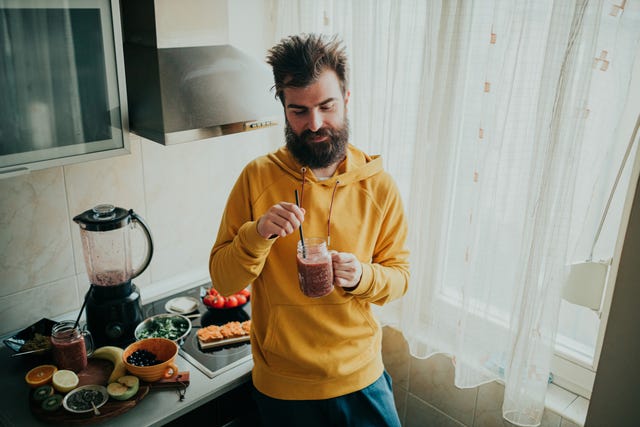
[120, 1, 281, 145]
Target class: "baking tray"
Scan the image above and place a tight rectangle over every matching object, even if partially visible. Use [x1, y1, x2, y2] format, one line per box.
[3, 318, 57, 355]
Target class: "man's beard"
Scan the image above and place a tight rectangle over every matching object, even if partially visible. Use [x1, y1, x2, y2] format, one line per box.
[285, 118, 349, 169]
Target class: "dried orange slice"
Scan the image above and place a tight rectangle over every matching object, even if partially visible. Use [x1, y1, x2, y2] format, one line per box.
[25, 364, 58, 388]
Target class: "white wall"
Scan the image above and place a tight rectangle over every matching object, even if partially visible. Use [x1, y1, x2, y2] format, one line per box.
[0, 0, 281, 337]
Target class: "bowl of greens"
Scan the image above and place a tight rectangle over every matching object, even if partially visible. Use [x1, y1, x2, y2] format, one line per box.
[134, 314, 191, 345]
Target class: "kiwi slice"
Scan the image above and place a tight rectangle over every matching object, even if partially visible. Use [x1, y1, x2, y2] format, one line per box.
[41, 394, 63, 412]
[33, 385, 54, 402]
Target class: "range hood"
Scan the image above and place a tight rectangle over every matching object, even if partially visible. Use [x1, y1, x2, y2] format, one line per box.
[120, 1, 281, 145]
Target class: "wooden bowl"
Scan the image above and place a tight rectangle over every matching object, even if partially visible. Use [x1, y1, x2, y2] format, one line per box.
[122, 338, 178, 382]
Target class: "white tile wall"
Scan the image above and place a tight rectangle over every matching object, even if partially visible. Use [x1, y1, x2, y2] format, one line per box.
[0, 167, 75, 295]
[382, 327, 588, 427]
[409, 353, 478, 425]
[0, 276, 79, 335]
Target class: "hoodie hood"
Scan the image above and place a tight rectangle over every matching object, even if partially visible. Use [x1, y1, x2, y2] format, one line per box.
[267, 144, 384, 186]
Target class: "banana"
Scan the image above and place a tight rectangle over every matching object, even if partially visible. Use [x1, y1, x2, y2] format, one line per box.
[91, 346, 127, 383]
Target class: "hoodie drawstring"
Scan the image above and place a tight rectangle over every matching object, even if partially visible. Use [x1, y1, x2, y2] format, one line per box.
[327, 180, 340, 247]
[299, 167, 307, 208]
[299, 167, 339, 247]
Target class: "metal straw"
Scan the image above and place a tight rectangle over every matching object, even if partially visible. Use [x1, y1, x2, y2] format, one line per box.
[294, 190, 306, 258]
[73, 285, 93, 330]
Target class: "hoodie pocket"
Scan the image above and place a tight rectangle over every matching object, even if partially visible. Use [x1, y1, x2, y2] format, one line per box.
[262, 301, 378, 381]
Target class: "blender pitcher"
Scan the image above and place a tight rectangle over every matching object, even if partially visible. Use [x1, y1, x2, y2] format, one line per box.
[74, 204, 153, 286]
[73, 204, 153, 347]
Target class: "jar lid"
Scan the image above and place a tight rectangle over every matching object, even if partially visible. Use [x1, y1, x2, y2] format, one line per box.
[73, 204, 132, 231]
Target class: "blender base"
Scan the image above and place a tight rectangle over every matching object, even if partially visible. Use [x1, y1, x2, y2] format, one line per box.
[85, 282, 144, 348]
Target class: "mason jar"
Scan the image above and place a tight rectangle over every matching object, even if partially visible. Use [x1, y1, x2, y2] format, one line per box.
[297, 237, 334, 298]
[50, 321, 94, 373]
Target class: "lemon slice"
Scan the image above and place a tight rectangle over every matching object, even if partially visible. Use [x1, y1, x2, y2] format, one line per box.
[52, 369, 79, 393]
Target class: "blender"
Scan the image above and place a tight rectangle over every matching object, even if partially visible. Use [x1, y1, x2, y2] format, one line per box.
[74, 204, 154, 348]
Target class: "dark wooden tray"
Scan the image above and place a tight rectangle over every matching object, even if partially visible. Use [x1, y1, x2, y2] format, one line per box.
[29, 359, 149, 425]
[30, 384, 149, 425]
[28, 358, 189, 424]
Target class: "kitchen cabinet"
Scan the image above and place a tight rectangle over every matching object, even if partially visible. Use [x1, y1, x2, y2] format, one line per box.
[0, 0, 129, 177]
[164, 380, 261, 426]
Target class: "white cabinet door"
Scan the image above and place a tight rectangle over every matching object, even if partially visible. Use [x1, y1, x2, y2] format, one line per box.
[0, 0, 129, 177]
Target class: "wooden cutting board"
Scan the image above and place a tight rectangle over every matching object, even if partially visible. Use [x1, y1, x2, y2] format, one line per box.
[30, 383, 149, 425]
[198, 335, 250, 350]
[28, 358, 188, 424]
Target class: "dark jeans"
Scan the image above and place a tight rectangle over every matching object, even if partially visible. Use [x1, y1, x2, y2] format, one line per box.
[252, 371, 402, 427]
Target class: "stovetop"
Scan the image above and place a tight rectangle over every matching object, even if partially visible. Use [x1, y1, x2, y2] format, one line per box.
[142, 284, 252, 379]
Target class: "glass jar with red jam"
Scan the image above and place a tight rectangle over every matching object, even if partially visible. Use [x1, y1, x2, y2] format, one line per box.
[297, 238, 334, 298]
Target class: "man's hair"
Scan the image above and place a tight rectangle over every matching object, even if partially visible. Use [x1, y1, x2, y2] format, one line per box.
[266, 33, 348, 105]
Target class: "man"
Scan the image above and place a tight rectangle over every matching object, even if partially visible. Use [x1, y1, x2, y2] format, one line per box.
[209, 33, 409, 426]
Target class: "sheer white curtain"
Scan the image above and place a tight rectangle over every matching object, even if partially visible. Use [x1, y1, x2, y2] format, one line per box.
[271, 0, 640, 425]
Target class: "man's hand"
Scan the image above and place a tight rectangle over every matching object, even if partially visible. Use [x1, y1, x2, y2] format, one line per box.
[331, 251, 362, 290]
[257, 202, 305, 239]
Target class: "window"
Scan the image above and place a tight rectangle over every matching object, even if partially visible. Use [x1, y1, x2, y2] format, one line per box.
[551, 7, 640, 397]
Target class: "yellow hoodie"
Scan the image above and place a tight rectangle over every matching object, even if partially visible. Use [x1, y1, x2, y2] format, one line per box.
[210, 144, 409, 400]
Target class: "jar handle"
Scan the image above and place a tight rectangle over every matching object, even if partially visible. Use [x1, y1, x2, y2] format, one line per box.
[82, 329, 95, 358]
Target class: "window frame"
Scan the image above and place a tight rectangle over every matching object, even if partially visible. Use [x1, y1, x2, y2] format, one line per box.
[551, 102, 640, 398]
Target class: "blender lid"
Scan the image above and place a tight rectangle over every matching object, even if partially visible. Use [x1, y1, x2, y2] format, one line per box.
[73, 204, 133, 231]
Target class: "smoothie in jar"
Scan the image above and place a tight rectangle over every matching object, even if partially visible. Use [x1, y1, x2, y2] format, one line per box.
[50, 321, 94, 373]
[297, 238, 334, 298]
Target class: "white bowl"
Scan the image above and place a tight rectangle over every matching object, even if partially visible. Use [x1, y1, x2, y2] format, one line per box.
[62, 385, 108, 414]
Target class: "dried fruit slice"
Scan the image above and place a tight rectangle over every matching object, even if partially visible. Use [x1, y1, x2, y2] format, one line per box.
[25, 364, 58, 388]
[52, 369, 79, 393]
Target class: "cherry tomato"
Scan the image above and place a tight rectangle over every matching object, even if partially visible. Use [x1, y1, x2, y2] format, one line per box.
[239, 289, 251, 298]
[209, 287, 219, 296]
[225, 295, 239, 308]
[212, 295, 226, 309]
[235, 294, 247, 305]
[203, 294, 215, 307]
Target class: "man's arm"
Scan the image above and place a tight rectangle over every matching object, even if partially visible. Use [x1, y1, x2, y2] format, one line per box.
[344, 178, 410, 305]
[209, 168, 305, 296]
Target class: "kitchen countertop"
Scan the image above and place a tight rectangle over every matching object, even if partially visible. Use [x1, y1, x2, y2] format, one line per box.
[0, 279, 255, 427]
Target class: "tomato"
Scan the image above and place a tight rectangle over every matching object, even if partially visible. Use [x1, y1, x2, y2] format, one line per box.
[235, 294, 247, 305]
[203, 294, 215, 307]
[209, 287, 219, 296]
[212, 295, 226, 309]
[225, 295, 239, 308]
[239, 289, 251, 298]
